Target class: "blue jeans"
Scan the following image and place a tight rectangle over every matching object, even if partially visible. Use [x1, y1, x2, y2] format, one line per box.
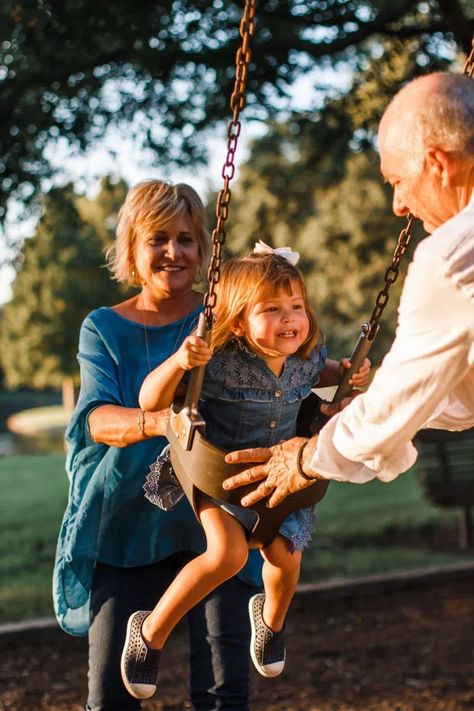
[86, 554, 260, 710]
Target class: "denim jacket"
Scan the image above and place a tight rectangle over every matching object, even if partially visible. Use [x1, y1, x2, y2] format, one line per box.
[200, 338, 327, 451]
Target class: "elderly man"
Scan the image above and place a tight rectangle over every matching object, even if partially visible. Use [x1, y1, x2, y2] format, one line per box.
[223, 71, 474, 506]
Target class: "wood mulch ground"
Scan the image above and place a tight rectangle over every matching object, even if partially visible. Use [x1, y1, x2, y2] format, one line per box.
[1, 575, 473, 711]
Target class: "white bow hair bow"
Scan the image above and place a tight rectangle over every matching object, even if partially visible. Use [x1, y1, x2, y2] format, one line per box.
[253, 240, 300, 266]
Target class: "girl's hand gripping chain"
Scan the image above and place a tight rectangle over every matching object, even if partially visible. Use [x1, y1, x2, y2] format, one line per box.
[175, 335, 212, 371]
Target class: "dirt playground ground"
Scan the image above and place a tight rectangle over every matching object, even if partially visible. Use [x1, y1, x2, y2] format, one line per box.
[1, 572, 473, 711]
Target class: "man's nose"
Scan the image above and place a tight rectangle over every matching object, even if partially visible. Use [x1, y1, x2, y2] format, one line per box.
[392, 189, 409, 217]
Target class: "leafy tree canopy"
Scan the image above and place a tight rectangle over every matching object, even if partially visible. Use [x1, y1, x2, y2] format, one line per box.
[0, 179, 127, 390]
[1, 0, 472, 221]
[229, 138, 424, 361]
[225, 52, 429, 361]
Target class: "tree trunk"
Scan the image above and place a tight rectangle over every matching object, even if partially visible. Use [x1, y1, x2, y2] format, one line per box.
[62, 376, 76, 412]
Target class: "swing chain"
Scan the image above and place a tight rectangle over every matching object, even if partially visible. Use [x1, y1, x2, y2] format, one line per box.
[368, 213, 415, 333]
[464, 37, 474, 77]
[203, 0, 257, 327]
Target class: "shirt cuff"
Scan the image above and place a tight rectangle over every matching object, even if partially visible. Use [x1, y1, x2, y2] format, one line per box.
[308, 412, 418, 484]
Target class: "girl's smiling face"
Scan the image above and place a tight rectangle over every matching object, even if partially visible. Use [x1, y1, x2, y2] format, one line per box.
[235, 280, 310, 373]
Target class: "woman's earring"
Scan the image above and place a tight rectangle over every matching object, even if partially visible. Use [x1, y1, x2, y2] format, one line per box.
[195, 265, 203, 283]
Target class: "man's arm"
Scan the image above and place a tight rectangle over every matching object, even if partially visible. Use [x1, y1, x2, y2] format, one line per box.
[307, 243, 474, 483]
[223, 239, 474, 504]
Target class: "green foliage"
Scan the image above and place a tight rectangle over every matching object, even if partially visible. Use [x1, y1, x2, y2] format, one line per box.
[76, 176, 128, 251]
[0, 183, 125, 389]
[297, 150, 422, 358]
[1, 0, 472, 219]
[224, 37, 443, 361]
[227, 131, 423, 361]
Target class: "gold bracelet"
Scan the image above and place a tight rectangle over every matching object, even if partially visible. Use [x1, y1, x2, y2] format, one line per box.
[137, 409, 149, 438]
[296, 441, 315, 482]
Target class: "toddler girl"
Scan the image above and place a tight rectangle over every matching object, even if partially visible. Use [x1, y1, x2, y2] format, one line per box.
[121, 244, 370, 699]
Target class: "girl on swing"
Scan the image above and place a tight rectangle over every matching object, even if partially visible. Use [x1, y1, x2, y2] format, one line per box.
[121, 244, 370, 700]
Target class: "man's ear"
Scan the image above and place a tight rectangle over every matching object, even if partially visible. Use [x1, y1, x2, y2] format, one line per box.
[426, 146, 453, 188]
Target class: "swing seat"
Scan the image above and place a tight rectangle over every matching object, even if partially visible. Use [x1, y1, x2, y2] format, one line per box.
[167, 401, 329, 549]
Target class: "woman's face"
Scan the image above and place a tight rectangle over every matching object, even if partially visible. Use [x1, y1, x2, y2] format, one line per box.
[134, 213, 200, 300]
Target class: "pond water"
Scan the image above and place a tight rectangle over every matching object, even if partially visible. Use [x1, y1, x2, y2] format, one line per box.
[0, 389, 64, 456]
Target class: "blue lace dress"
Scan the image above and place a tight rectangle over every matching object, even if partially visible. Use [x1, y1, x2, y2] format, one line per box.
[145, 338, 327, 551]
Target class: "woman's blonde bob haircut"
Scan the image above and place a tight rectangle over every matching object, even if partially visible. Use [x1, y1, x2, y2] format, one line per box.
[107, 179, 211, 287]
[210, 253, 322, 360]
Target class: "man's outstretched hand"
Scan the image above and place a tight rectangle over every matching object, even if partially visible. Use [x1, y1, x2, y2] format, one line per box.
[223, 435, 322, 508]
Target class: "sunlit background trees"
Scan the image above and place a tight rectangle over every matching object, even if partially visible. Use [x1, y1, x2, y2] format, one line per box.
[0, 0, 472, 395]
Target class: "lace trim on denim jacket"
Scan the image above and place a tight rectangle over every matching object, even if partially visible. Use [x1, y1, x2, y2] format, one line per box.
[208, 339, 325, 391]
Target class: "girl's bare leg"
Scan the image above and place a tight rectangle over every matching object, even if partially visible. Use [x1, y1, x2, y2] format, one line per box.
[260, 535, 302, 632]
[142, 499, 249, 649]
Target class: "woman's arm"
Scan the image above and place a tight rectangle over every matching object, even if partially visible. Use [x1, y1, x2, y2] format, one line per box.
[139, 334, 212, 411]
[88, 404, 169, 448]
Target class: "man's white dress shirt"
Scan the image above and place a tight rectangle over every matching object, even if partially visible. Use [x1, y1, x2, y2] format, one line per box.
[310, 193, 474, 484]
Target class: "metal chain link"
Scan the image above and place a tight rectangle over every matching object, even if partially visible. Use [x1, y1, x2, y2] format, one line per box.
[367, 35, 474, 333]
[464, 37, 474, 77]
[203, 0, 257, 327]
[368, 214, 415, 334]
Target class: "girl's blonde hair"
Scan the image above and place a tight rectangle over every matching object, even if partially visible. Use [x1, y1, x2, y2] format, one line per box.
[210, 253, 321, 359]
[106, 179, 211, 286]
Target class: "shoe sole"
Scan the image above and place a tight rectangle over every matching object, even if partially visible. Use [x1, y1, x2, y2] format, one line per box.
[120, 612, 156, 700]
[248, 594, 284, 678]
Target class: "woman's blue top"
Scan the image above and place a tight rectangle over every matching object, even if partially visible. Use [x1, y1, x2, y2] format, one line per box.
[53, 306, 263, 636]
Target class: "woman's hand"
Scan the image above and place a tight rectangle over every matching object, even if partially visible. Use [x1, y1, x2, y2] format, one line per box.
[222, 436, 322, 508]
[175, 335, 212, 371]
[341, 357, 371, 388]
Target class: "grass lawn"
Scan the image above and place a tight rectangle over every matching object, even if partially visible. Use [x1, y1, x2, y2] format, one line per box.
[302, 472, 470, 581]
[0, 453, 471, 623]
[0, 454, 69, 623]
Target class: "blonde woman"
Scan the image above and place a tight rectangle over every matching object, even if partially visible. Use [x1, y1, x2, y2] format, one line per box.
[121, 248, 370, 700]
[53, 180, 263, 711]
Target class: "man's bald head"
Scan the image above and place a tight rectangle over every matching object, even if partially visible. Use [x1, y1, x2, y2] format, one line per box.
[379, 72, 474, 168]
[378, 72, 474, 232]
